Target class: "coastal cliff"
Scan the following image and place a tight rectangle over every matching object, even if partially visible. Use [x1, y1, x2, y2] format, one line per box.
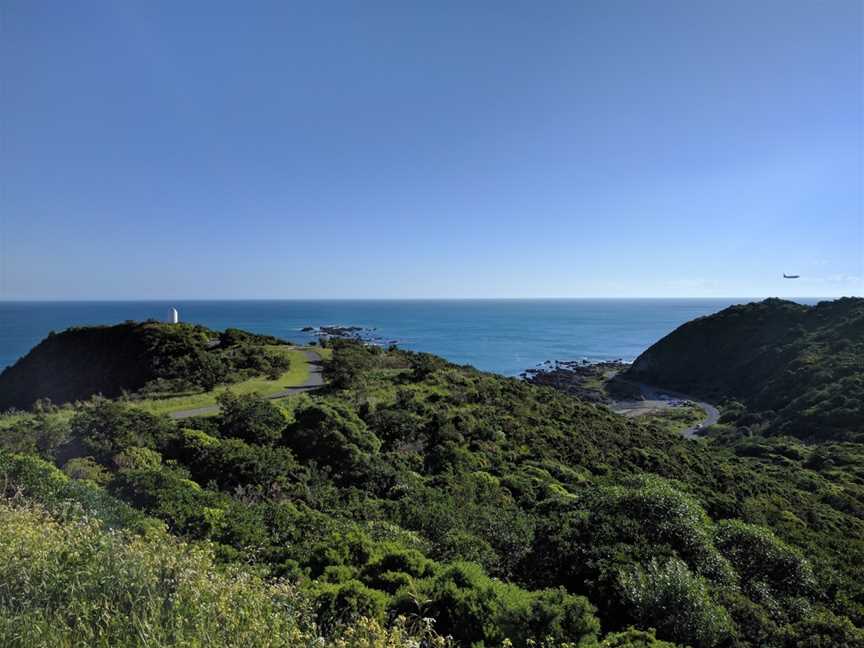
[628, 297, 864, 441]
[0, 322, 289, 410]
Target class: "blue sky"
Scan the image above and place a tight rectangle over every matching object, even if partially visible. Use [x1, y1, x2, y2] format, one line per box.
[2, 1, 862, 299]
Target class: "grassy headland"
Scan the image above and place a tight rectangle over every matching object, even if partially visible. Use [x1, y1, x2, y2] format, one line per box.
[0, 322, 297, 410]
[130, 345, 320, 416]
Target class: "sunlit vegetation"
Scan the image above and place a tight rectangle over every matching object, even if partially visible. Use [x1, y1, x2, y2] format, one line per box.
[0, 322, 296, 411]
[638, 404, 704, 434]
[0, 491, 471, 648]
[131, 345, 314, 415]
[629, 297, 864, 442]
[1, 308, 863, 646]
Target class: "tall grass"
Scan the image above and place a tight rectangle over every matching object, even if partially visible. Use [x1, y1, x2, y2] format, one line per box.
[0, 495, 457, 648]
[0, 498, 313, 647]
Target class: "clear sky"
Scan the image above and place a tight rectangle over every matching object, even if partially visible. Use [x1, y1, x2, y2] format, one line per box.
[2, 1, 862, 299]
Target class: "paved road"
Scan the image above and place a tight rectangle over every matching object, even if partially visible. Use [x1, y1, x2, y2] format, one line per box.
[170, 349, 324, 420]
[637, 383, 719, 438]
[610, 381, 719, 439]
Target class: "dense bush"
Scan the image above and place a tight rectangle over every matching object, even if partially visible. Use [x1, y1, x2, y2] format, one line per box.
[598, 628, 681, 647]
[714, 519, 815, 605]
[287, 400, 382, 477]
[217, 391, 287, 445]
[0, 408, 68, 457]
[628, 298, 864, 442]
[325, 339, 380, 389]
[0, 321, 294, 409]
[108, 466, 225, 538]
[2, 310, 863, 646]
[0, 451, 155, 533]
[0, 498, 311, 647]
[68, 398, 174, 463]
[173, 428, 301, 491]
[617, 558, 732, 648]
[311, 579, 390, 631]
[62, 456, 111, 484]
[392, 561, 601, 646]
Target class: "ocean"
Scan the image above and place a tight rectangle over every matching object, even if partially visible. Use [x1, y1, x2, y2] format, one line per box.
[0, 299, 821, 376]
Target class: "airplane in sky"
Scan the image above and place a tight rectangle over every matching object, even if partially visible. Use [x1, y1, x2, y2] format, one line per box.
[783, 273, 800, 279]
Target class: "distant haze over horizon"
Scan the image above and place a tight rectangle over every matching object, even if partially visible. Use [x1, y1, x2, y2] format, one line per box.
[2, 1, 862, 300]
[0, 296, 853, 303]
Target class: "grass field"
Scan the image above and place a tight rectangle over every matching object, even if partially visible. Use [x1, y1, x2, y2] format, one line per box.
[643, 404, 705, 434]
[0, 345, 332, 425]
[312, 345, 333, 361]
[131, 346, 323, 416]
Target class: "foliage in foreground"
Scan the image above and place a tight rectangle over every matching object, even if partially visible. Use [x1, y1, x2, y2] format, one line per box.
[1, 314, 863, 647]
[0, 495, 465, 648]
[0, 496, 307, 647]
[0, 491, 689, 648]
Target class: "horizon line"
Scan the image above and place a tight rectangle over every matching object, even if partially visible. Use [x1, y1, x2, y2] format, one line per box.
[0, 295, 852, 303]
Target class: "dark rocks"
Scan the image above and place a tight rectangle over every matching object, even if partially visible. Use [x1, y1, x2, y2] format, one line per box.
[318, 325, 364, 336]
[302, 324, 396, 347]
[524, 360, 631, 403]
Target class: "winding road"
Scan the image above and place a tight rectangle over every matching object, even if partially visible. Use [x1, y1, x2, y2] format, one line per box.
[636, 383, 719, 438]
[610, 381, 719, 439]
[169, 349, 324, 420]
[165, 349, 717, 439]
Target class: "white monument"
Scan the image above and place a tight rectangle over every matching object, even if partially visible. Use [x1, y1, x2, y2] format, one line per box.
[168, 307, 179, 324]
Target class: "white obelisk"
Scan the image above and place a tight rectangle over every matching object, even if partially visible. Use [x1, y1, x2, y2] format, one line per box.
[168, 307, 179, 324]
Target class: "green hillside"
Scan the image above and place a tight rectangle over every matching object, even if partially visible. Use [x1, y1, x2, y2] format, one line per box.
[0, 453, 468, 647]
[627, 297, 864, 442]
[0, 322, 292, 411]
[2, 325, 863, 647]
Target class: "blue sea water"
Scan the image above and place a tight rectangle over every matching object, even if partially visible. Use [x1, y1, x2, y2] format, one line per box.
[0, 299, 821, 376]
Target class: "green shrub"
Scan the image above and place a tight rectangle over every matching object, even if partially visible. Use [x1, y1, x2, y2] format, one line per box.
[175, 430, 301, 492]
[62, 456, 111, 484]
[287, 401, 381, 477]
[325, 340, 378, 389]
[393, 561, 600, 646]
[113, 446, 163, 470]
[108, 467, 223, 538]
[0, 498, 311, 647]
[778, 607, 864, 648]
[0, 412, 69, 457]
[0, 451, 153, 532]
[714, 519, 815, 605]
[68, 398, 174, 464]
[311, 579, 389, 632]
[309, 529, 375, 577]
[361, 544, 434, 593]
[599, 628, 681, 647]
[610, 475, 734, 583]
[217, 391, 286, 445]
[526, 476, 734, 604]
[617, 558, 732, 648]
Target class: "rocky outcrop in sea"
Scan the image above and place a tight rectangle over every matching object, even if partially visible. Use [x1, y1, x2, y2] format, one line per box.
[301, 325, 398, 346]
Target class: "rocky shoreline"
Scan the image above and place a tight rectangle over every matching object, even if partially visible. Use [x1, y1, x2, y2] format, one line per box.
[521, 359, 632, 403]
[297, 327, 639, 402]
